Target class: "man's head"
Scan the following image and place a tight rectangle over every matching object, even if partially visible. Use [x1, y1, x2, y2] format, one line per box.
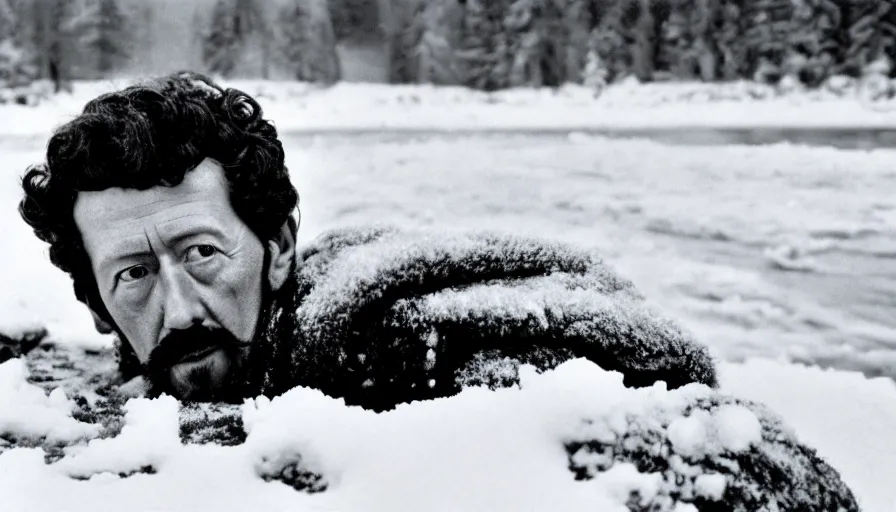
[19, 72, 299, 401]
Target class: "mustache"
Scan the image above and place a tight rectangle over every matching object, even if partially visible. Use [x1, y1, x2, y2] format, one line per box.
[145, 325, 250, 387]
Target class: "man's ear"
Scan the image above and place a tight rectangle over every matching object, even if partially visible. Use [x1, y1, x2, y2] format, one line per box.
[78, 284, 114, 335]
[89, 308, 115, 334]
[267, 218, 297, 291]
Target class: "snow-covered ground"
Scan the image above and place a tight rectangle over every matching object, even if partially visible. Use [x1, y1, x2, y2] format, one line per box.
[1, 354, 895, 511]
[1, 81, 896, 510]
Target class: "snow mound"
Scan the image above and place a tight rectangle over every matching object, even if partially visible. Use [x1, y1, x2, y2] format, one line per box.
[0, 356, 865, 512]
[720, 359, 896, 512]
[0, 359, 100, 444]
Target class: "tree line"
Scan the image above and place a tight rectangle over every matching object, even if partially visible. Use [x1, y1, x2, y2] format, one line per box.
[394, 0, 896, 90]
[1, 0, 895, 92]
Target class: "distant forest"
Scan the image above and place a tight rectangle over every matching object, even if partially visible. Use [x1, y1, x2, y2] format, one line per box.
[1, 0, 896, 91]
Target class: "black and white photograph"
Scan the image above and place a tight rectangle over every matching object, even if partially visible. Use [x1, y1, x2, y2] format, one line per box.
[0, 0, 894, 510]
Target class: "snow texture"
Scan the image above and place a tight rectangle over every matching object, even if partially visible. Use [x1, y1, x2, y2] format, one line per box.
[246, 226, 717, 410]
[720, 359, 896, 512]
[0, 359, 100, 445]
[3, 79, 896, 136]
[0, 352, 862, 512]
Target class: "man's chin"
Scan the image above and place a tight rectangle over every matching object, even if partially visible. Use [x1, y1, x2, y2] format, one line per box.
[167, 348, 238, 402]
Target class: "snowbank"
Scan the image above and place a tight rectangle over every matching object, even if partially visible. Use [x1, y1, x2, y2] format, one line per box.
[1, 356, 890, 512]
[719, 359, 896, 512]
[3, 78, 896, 137]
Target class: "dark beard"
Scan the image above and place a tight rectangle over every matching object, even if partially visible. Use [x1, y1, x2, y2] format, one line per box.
[145, 325, 251, 403]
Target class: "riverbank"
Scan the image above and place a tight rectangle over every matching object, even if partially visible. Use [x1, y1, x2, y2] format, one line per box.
[3, 78, 896, 136]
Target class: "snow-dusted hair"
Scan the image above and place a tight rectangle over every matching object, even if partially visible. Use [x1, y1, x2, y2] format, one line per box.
[18, 70, 298, 337]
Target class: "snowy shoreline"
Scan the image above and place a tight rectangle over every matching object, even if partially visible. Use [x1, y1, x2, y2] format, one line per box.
[4, 79, 896, 136]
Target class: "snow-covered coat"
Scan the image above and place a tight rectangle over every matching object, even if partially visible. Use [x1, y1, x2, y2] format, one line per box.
[245, 226, 718, 410]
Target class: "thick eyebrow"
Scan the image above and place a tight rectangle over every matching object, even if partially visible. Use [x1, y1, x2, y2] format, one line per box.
[157, 216, 229, 248]
[95, 239, 154, 287]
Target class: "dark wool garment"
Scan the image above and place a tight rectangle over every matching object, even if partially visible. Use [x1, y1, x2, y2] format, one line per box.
[242, 226, 719, 411]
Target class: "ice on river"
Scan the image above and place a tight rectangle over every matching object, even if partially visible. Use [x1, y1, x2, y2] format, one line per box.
[289, 132, 896, 379]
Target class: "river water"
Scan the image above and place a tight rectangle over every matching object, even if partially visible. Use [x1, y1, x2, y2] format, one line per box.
[285, 129, 896, 380]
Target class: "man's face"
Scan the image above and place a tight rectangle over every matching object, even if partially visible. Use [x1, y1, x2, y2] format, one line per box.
[73, 159, 266, 400]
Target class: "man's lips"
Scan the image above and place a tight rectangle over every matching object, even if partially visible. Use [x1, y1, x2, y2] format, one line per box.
[177, 345, 219, 364]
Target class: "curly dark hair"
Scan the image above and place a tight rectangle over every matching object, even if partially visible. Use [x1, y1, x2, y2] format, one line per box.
[18, 71, 299, 329]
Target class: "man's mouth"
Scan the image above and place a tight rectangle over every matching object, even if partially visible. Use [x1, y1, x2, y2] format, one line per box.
[168, 347, 232, 400]
[178, 345, 219, 364]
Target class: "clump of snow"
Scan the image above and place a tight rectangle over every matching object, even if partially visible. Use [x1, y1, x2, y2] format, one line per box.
[55, 395, 180, 479]
[0, 358, 100, 444]
[666, 404, 761, 458]
[593, 463, 663, 506]
[667, 410, 712, 457]
[713, 404, 762, 452]
[694, 473, 727, 500]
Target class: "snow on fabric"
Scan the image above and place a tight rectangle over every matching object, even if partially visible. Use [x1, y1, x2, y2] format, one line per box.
[720, 359, 896, 512]
[273, 226, 717, 407]
[1, 356, 877, 512]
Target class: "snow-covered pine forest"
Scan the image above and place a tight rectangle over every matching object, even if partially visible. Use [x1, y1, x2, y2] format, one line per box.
[2, 0, 896, 94]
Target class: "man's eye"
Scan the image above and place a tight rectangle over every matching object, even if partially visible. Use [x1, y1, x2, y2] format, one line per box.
[185, 244, 218, 262]
[119, 265, 149, 283]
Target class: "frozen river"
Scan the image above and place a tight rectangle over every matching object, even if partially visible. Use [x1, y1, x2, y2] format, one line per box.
[288, 131, 896, 379]
[2, 131, 895, 379]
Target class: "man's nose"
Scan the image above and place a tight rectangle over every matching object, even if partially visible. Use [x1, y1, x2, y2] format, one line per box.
[159, 263, 205, 331]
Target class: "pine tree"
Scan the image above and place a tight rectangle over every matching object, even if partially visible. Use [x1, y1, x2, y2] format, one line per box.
[380, 0, 427, 84]
[27, 0, 71, 91]
[661, 0, 720, 82]
[713, 0, 744, 81]
[562, 0, 593, 84]
[630, 0, 657, 82]
[740, 0, 793, 82]
[589, 0, 637, 83]
[456, 0, 511, 90]
[328, 0, 380, 42]
[413, 0, 465, 85]
[841, 0, 896, 77]
[0, 0, 30, 88]
[203, 0, 267, 77]
[505, 0, 542, 87]
[275, 0, 340, 83]
[67, 0, 130, 76]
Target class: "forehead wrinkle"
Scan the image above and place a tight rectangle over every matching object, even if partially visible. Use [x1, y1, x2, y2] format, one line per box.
[156, 212, 229, 242]
[106, 196, 206, 221]
[95, 234, 152, 273]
